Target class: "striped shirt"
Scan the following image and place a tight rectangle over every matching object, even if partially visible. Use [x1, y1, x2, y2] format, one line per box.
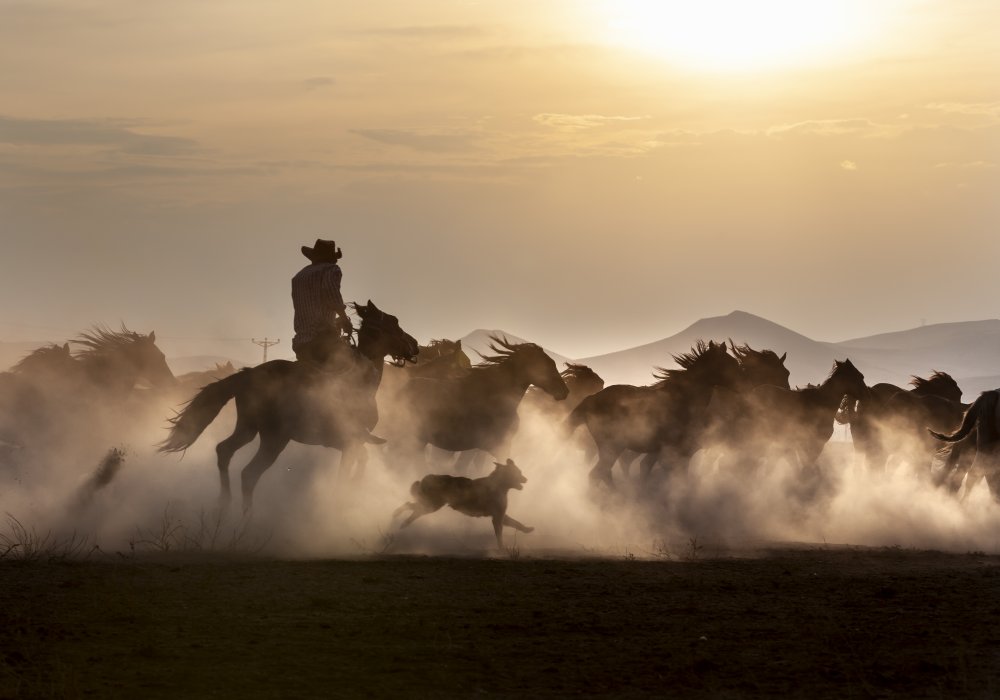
[291, 262, 345, 350]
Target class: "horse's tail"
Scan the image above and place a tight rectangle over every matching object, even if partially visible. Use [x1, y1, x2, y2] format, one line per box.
[929, 391, 996, 443]
[409, 479, 423, 498]
[158, 371, 250, 453]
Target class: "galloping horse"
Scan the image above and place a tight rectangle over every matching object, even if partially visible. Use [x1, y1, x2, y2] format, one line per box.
[388, 336, 568, 467]
[177, 361, 238, 399]
[736, 359, 868, 474]
[0, 327, 175, 456]
[930, 390, 1000, 501]
[524, 363, 605, 419]
[566, 340, 743, 487]
[160, 301, 418, 511]
[695, 342, 791, 472]
[840, 371, 964, 472]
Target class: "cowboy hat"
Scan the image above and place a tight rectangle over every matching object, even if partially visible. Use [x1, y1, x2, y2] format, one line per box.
[301, 239, 342, 263]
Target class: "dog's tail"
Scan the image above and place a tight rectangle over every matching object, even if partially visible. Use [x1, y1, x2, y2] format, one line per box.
[930, 391, 996, 442]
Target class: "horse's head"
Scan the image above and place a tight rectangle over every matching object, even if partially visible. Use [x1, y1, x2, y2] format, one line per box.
[561, 363, 605, 397]
[12, 342, 79, 383]
[911, 371, 963, 403]
[731, 341, 790, 389]
[830, 358, 868, 400]
[353, 300, 419, 366]
[484, 336, 568, 400]
[129, 331, 178, 389]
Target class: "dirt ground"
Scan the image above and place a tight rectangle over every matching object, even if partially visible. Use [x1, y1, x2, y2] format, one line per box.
[1, 548, 999, 699]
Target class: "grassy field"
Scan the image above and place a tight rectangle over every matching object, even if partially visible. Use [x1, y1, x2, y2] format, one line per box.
[1, 548, 999, 698]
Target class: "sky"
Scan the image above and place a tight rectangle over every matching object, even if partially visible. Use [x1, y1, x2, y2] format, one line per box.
[1, 0, 998, 361]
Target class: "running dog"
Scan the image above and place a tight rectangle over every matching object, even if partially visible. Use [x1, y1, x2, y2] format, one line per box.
[393, 458, 535, 548]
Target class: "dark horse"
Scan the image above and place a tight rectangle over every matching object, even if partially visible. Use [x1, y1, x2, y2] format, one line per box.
[388, 336, 568, 466]
[0, 327, 175, 455]
[524, 363, 605, 418]
[930, 390, 1000, 501]
[735, 359, 868, 474]
[695, 342, 791, 471]
[565, 340, 744, 487]
[159, 301, 418, 511]
[839, 371, 964, 473]
[619, 341, 790, 479]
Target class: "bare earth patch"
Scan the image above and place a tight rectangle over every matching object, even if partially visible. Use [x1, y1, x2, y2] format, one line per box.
[1, 548, 999, 698]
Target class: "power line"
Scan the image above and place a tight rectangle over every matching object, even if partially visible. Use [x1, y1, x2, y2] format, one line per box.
[251, 337, 280, 363]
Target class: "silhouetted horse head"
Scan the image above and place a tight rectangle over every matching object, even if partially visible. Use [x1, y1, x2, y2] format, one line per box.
[11, 343, 79, 382]
[352, 300, 419, 366]
[560, 363, 605, 396]
[910, 371, 962, 403]
[480, 336, 568, 400]
[729, 341, 790, 389]
[826, 358, 868, 401]
[74, 326, 176, 393]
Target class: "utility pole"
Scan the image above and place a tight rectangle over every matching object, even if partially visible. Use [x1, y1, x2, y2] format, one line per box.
[252, 337, 280, 363]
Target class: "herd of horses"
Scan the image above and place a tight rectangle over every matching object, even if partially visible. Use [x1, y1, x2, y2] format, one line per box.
[1, 302, 999, 523]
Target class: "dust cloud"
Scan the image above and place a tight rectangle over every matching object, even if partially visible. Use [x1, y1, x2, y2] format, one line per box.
[0, 363, 998, 561]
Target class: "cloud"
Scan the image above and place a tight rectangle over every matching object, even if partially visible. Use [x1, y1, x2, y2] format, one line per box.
[0, 116, 198, 156]
[533, 113, 650, 131]
[767, 118, 898, 138]
[356, 25, 485, 39]
[350, 128, 478, 153]
[925, 102, 1000, 117]
[302, 77, 335, 91]
[933, 160, 995, 169]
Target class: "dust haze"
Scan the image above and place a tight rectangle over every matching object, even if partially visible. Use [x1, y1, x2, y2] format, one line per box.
[1, 339, 997, 561]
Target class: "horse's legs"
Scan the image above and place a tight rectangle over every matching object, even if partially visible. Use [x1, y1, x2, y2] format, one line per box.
[216, 417, 257, 507]
[240, 433, 291, 513]
[638, 452, 659, 481]
[617, 450, 639, 478]
[341, 443, 369, 482]
[453, 450, 480, 474]
[589, 443, 623, 488]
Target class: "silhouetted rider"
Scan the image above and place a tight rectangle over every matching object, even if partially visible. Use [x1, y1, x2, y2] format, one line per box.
[291, 239, 354, 365]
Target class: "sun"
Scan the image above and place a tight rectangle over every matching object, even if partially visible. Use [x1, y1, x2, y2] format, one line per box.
[599, 0, 888, 73]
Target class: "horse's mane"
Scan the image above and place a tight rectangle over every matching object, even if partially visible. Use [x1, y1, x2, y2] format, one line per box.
[11, 343, 74, 374]
[796, 360, 859, 392]
[651, 340, 716, 387]
[423, 338, 458, 350]
[731, 342, 782, 366]
[73, 325, 146, 362]
[561, 363, 600, 381]
[910, 371, 959, 396]
[474, 335, 540, 368]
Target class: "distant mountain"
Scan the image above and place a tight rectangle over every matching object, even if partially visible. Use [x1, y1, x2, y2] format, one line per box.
[833, 320, 1000, 392]
[577, 311, 842, 388]
[572, 311, 1000, 400]
[458, 329, 574, 368]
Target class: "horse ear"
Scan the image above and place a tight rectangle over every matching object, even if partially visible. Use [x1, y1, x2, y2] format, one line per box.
[62, 343, 70, 353]
[506, 458, 515, 466]
[366, 299, 374, 309]
[779, 352, 787, 362]
[149, 331, 156, 342]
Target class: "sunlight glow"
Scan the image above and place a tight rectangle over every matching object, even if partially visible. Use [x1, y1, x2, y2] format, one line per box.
[600, 0, 890, 72]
